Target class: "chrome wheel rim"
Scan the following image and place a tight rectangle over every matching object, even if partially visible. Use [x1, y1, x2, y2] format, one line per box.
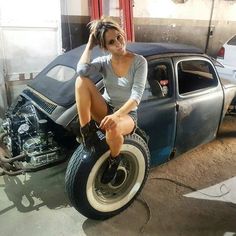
[86, 144, 145, 212]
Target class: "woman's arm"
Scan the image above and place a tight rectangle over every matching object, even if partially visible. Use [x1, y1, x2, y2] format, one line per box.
[99, 99, 136, 130]
[76, 34, 103, 77]
[113, 99, 137, 117]
[78, 34, 96, 64]
[130, 55, 148, 105]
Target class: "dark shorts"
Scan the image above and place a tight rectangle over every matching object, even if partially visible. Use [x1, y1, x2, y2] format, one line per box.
[106, 103, 138, 133]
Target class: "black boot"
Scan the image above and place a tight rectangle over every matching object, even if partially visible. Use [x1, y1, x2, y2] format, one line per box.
[80, 120, 100, 148]
[101, 155, 121, 184]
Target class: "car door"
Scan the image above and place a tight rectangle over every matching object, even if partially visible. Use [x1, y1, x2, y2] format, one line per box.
[173, 56, 224, 156]
[138, 58, 177, 166]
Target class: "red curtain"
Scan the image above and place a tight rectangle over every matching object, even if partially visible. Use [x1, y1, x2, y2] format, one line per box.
[119, 0, 134, 41]
[90, 0, 103, 20]
[89, 0, 134, 41]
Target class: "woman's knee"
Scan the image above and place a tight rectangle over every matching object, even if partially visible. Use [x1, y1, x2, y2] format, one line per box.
[75, 76, 90, 90]
[106, 126, 122, 141]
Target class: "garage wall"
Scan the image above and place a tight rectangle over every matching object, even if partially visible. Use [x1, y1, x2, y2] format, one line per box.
[133, 0, 236, 56]
[208, 0, 236, 55]
[60, 0, 120, 51]
[61, 0, 236, 57]
[60, 0, 90, 51]
[0, 0, 62, 117]
[0, 56, 7, 118]
[0, 0, 234, 117]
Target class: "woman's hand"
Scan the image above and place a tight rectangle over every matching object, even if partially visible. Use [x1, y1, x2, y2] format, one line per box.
[99, 114, 120, 130]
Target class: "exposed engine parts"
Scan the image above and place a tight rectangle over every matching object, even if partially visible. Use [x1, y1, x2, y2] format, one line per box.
[0, 96, 67, 176]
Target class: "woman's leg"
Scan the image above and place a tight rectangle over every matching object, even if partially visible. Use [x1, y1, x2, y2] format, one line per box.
[106, 115, 135, 157]
[75, 75, 135, 146]
[101, 115, 135, 184]
[75, 76, 108, 125]
[75, 76, 108, 147]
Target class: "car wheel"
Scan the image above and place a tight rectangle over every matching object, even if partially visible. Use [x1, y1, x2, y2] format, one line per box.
[65, 133, 150, 220]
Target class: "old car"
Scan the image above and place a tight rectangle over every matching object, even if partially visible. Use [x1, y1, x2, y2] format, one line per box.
[216, 34, 236, 82]
[0, 42, 236, 219]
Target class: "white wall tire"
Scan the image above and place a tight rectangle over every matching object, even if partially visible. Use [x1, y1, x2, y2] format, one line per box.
[65, 133, 150, 220]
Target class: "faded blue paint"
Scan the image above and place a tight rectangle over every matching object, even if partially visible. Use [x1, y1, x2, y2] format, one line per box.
[150, 146, 172, 166]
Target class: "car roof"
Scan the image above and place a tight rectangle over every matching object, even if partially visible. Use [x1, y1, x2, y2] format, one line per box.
[64, 42, 203, 64]
[36, 42, 203, 72]
[28, 42, 203, 108]
[126, 42, 203, 57]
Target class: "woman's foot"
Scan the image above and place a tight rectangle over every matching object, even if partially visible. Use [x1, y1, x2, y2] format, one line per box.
[101, 155, 121, 184]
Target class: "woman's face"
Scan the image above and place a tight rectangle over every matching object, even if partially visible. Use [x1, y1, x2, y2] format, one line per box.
[104, 29, 126, 55]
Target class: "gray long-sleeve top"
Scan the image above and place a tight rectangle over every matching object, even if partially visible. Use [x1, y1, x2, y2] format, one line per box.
[77, 53, 148, 110]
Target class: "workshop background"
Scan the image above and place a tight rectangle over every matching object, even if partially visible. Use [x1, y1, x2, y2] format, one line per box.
[0, 1, 236, 235]
[1, 0, 236, 118]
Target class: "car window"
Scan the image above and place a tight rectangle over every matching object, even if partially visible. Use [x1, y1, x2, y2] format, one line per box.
[142, 61, 173, 101]
[46, 65, 76, 82]
[177, 60, 218, 95]
[227, 35, 236, 46]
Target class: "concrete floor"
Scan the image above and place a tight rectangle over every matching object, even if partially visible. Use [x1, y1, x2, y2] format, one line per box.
[0, 115, 236, 236]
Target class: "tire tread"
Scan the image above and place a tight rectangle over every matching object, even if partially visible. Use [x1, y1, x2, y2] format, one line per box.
[65, 133, 150, 220]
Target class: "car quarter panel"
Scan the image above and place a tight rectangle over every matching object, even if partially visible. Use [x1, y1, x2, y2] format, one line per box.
[220, 80, 236, 120]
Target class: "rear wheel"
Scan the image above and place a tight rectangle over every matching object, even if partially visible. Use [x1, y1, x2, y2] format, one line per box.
[65, 133, 150, 220]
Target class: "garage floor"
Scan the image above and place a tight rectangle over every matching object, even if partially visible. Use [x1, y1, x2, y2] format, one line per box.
[0, 115, 236, 236]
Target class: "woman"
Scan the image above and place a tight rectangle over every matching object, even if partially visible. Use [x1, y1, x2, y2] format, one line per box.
[76, 17, 147, 184]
